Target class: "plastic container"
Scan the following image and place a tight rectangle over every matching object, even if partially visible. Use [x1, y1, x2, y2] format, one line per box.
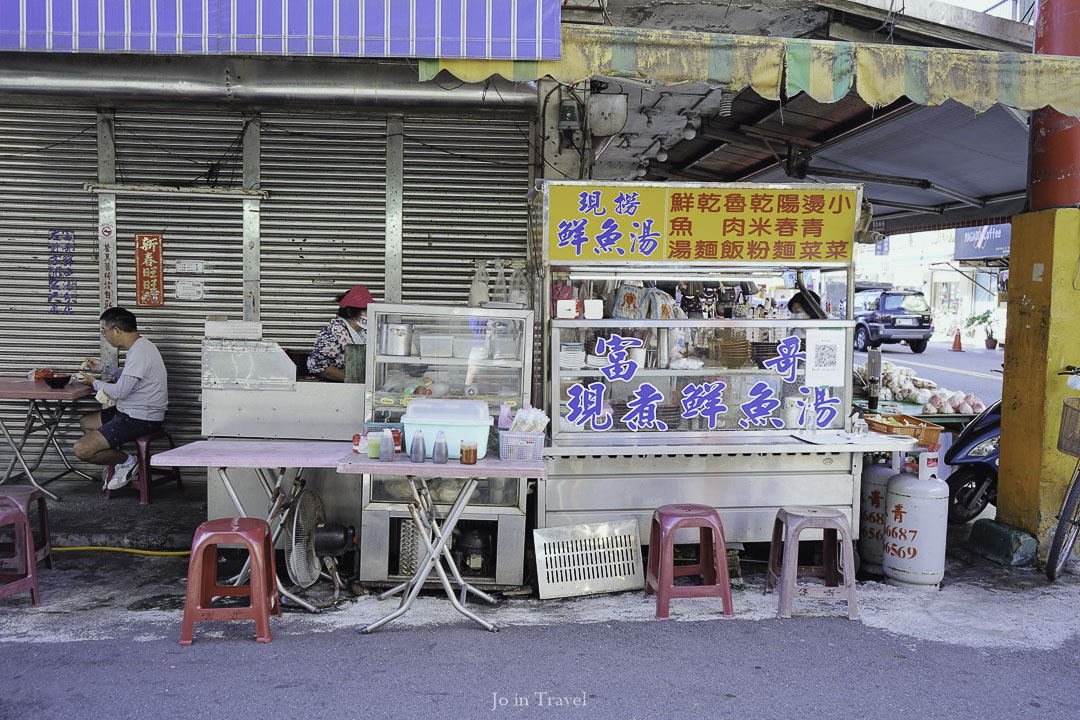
[432, 431, 449, 464]
[419, 335, 454, 358]
[378, 429, 395, 462]
[402, 399, 493, 460]
[865, 414, 943, 446]
[453, 334, 488, 360]
[409, 429, 426, 463]
[499, 431, 545, 461]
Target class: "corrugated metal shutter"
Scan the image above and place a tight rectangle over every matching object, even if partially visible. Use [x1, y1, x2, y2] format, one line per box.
[112, 110, 247, 448]
[0, 105, 100, 478]
[259, 114, 387, 354]
[401, 118, 531, 305]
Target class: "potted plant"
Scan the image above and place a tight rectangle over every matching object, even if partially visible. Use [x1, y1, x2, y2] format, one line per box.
[966, 310, 998, 350]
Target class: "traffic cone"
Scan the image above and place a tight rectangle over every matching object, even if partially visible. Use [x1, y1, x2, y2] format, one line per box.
[950, 328, 964, 352]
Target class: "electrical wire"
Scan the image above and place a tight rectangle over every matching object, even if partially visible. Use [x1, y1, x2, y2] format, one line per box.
[3, 119, 104, 158]
[53, 546, 190, 556]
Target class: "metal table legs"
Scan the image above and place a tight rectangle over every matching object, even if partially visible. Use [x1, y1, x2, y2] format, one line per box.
[215, 466, 319, 613]
[362, 476, 498, 634]
[0, 399, 93, 501]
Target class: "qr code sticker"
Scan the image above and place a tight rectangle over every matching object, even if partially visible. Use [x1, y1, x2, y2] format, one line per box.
[813, 342, 839, 369]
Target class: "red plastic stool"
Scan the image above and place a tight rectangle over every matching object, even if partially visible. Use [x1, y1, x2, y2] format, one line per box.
[645, 504, 735, 619]
[765, 506, 858, 620]
[0, 500, 40, 605]
[104, 429, 183, 505]
[179, 517, 281, 645]
[0, 487, 52, 573]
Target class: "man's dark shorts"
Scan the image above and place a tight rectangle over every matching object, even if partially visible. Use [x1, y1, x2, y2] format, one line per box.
[97, 407, 163, 449]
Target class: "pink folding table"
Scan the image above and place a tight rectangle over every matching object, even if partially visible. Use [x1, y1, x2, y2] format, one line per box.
[337, 454, 546, 633]
[0, 379, 95, 501]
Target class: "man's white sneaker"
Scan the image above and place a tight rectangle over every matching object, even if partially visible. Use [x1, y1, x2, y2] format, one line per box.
[107, 460, 139, 490]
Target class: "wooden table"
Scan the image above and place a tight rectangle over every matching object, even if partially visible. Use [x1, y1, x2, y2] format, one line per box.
[338, 453, 546, 633]
[0, 379, 95, 500]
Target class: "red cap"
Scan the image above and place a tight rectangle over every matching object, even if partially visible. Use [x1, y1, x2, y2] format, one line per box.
[338, 285, 374, 309]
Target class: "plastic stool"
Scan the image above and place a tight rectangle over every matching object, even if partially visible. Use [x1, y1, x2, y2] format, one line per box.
[179, 517, 281, 645]
[645, 504, 735, 619]
[0, 487, 52, 573]
[104, 429, 183, 505]
[0, 500, 40, 605]
[765, 506, 858, 619]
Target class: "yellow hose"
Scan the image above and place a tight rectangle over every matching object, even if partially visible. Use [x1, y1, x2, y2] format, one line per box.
[53, 546, 189, 556]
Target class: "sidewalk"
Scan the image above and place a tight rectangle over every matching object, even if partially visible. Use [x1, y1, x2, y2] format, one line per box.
[2, 477, 1079, 651]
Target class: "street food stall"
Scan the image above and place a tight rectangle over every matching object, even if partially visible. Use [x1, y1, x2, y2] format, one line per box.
[530, 180, 916, 545]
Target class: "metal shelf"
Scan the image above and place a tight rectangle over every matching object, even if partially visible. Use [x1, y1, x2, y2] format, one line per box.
[375, 354, 524, 369]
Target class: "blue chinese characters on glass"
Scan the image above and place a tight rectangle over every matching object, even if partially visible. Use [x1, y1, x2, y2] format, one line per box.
[762, 335, 806, 383]
[595, 334, 643, 382]
[621, 383, 667, 431]
[797, 386, 841, 429]
[566, 381, 612, 431]
[738, 382, 783, 429]
[680, 381, 728, 430]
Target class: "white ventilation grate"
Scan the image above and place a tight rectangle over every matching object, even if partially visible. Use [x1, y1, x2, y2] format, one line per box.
[533, 521, 644, 599]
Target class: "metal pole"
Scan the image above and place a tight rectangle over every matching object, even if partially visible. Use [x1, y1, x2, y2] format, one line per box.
[1029, 0, 1080, 209]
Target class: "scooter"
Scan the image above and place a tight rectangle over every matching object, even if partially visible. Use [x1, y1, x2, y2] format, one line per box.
[943, 400, 1001, 523]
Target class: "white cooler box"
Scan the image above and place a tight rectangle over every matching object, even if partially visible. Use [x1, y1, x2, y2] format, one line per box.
[402, 399, 494, 460]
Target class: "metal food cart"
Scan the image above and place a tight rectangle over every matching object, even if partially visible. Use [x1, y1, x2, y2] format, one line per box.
[530, 180, 912, 545]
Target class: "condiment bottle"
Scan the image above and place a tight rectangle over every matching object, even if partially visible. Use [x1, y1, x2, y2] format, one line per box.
[432, 432, 449, 464]
[409, 429, 426, 463]
[378, 428, 395, 462]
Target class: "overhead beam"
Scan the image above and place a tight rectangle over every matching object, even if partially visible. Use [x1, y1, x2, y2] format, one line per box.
[804, 165, 987, 208]
[816, 0, 1033, 52]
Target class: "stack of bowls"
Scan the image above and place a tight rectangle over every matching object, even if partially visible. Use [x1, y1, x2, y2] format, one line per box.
[718, 339, 750, 368]
[559, 342, 586, 369]
[751, 341, 780, 369]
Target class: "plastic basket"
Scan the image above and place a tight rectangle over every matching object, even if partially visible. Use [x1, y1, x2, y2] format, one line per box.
[499, 431, 546, 461]
[865, 414, 943, 446]
[1059, 398, 1080, 459]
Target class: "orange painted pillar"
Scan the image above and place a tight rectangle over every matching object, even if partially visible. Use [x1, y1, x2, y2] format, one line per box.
[1029, 0, 1080, 209]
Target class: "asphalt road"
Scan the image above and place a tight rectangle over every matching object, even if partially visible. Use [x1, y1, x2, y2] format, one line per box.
[856, 339, 1004, 407]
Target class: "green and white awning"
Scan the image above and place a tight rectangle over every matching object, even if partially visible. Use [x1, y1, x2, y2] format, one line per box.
[420, 24, 1080, 116]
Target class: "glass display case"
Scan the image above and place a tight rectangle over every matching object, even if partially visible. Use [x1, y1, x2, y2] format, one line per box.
[359, 303, 534, 588]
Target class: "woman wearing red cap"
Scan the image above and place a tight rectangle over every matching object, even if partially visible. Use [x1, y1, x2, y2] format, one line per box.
[307, 285, 374, 382]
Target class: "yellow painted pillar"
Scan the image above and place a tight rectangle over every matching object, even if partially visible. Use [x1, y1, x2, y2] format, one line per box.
[998, 208, 1080, 559]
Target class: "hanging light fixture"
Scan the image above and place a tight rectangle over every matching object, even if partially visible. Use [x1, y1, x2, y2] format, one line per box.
[681, 116, 698, 140]
[636, 158, 649, 177]
[655, 147, 668, 163]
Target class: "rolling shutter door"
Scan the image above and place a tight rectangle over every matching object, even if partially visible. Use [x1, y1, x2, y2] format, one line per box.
[259, 114, 387, 354]
[112, 110, 247, 447]
[0, 105, 100, 478]
[401, 118, 532, 305]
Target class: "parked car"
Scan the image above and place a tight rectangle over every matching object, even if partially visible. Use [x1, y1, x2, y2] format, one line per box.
[852, 289, 934, 353]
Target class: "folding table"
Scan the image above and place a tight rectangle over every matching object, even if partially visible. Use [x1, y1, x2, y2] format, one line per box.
[150, 439, 354, 612]
[337, 453, 546, 634]
[0, 379, 95, 501]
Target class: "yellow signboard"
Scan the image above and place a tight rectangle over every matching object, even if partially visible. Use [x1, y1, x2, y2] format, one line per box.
[546, 185, 857, 263]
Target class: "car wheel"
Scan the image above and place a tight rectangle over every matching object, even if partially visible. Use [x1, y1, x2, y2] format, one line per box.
[855, 326, 870, 352]
[909, 339, 928, 353]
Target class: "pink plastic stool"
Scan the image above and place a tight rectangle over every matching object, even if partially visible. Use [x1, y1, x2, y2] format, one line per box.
[645, 504, 735, 619]
[0, 487, 52, 573]
[104, 429, 183, 505]
[765, 506, 858, 619]
[0, 500, 40, 605]
[180, 517, 281, 645]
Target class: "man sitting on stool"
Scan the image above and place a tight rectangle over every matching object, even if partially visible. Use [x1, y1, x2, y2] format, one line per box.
[74, 307, 169, 490]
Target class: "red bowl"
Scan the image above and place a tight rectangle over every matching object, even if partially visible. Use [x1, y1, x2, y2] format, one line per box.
[43, 374, 71, 389]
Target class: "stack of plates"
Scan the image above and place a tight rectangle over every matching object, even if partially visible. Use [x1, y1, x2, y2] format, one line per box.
[751, 341, 780, 369]
[560, 342, 586, 369]
[719, 339, 750, 368]
[585, 354, 608, 367]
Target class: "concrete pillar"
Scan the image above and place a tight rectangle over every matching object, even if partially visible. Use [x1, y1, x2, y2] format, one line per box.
[997, 209, 1080, 558]
[1029, 0, 1080, 210]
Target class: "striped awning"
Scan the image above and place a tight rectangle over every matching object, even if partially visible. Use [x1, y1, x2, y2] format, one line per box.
[419, 24, 1080, 117]
[0, 0, 562, 60]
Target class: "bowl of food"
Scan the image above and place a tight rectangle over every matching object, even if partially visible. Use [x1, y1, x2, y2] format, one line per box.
[42, 373, 71, 389]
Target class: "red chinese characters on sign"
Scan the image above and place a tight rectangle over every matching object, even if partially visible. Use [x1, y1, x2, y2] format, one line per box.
[134, 233, 165, 307]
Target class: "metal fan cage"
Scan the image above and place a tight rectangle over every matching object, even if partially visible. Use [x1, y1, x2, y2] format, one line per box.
[286, 491, 324, 588]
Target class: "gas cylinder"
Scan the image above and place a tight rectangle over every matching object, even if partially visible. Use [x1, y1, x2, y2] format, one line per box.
[858, 454, 895, 575]
[882, 452, 948, 590]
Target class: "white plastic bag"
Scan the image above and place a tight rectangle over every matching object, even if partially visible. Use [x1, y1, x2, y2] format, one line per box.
[468, 265, 490, 306]
[508, 267, 529, 306]
[491, 262, 508, 303]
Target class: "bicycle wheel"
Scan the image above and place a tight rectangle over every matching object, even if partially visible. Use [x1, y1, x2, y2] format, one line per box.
[1046, 463, 1080, 581]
